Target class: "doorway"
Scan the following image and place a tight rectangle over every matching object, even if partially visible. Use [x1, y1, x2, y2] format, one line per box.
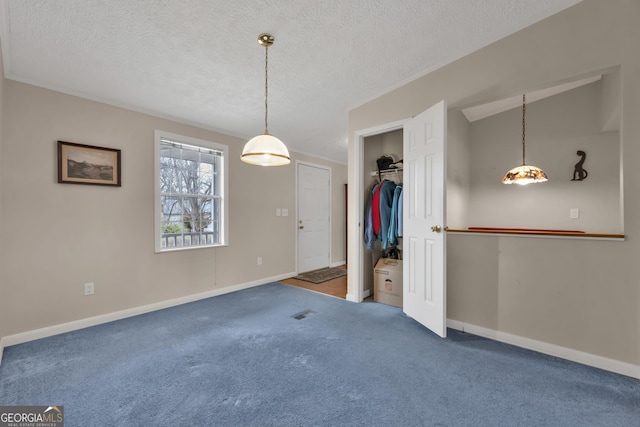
[348, 101, 447, 338]
[296, 162, 331, 273]
[347, 119, 405, 304]
[280, 269, 348, 299]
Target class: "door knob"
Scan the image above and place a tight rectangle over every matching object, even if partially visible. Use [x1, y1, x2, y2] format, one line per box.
[299, 225, 304, 229]
[431, 225, 442, 233]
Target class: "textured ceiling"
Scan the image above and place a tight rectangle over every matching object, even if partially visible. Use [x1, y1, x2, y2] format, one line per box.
[0, 0, 581, 164]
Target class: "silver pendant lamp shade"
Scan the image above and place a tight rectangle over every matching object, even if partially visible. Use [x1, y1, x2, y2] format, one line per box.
[241, 34, 290, 166]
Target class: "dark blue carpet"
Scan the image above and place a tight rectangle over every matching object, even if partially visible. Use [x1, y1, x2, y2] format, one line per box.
[1, 283, 638, 426]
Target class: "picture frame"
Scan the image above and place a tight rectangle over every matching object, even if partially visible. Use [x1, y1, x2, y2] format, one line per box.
[57, 141, 121, 186]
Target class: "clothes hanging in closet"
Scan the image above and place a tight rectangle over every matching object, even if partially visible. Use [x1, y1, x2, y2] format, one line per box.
[364, 179, 403, 250]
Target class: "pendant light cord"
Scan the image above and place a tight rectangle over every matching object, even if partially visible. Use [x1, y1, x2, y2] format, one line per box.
[264, 44, 269, 134]
[522, 94, 526, 165]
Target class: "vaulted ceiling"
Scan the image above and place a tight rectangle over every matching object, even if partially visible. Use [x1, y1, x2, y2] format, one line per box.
[0, 0, 581, 163]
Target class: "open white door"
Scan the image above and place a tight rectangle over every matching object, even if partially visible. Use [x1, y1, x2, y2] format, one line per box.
[297, 163, 331, 273]
[402, 100, 447, 338]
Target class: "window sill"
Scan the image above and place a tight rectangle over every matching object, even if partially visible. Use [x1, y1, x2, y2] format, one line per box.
[447, 227, 624, 241]
[155, 243, 228, 254]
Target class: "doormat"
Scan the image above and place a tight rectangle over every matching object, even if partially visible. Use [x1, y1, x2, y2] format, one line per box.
[294, 267, 347, 284]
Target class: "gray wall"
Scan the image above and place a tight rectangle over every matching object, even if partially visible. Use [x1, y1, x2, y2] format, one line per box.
[348, 0, 639, 366]
[0, 79, 347, 338]
[0, 46, 3, 270]
[446, 110, 471, 228]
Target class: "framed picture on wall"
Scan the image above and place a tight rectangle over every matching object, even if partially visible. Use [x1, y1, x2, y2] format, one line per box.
[57, 141, 121, 186]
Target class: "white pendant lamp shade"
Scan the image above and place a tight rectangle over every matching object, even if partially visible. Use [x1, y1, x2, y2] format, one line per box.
[241, 33, 290, 167]
[241, 133, 290, 166]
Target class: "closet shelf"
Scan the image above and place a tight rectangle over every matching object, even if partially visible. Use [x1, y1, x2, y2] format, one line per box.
[371, 168, 403, 177]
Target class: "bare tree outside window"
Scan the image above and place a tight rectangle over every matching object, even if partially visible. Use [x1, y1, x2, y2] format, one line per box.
[159, 140, 223, 249]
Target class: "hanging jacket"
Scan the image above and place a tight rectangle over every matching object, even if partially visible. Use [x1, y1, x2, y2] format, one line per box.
[371, 180, 384, 236]
[388, 185, 403, 247]
[379, 180, 397, 249]
[397, 190, 403, 237]
[363, 182, 379, 249]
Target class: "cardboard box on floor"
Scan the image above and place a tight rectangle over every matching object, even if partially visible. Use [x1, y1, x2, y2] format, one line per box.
[374, 258, 403, 307]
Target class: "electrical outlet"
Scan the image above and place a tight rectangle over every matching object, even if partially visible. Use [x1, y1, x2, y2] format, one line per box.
[570, 208, 580, 219]
[84, 282, 94, 296]
[257, 257, 262, 265]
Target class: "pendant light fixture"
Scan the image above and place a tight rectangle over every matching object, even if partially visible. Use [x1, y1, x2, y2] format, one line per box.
[241, 33, 290, 166]
[501, 94, 548, 185]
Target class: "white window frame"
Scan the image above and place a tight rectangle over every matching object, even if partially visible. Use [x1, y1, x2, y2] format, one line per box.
[154, 130, 229, 253]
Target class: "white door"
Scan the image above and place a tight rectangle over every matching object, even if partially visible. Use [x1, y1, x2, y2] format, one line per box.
[402, 100, 447, 338]
[297, 163, 330, 273]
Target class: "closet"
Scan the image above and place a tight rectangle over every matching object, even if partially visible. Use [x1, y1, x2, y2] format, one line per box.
[362, 129, 403, 306]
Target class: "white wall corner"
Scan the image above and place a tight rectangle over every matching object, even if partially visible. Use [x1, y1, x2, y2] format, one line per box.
[447, 319, 640, 380]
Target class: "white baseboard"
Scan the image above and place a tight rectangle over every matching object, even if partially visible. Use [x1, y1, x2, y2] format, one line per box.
[447, 319, 640, 380]
[345, 289, 371, 302]
[330, 260, 346, 268]
[0, 273, 295, 354]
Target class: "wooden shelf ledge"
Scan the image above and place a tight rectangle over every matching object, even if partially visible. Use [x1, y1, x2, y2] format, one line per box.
[447, 227, 624, 240]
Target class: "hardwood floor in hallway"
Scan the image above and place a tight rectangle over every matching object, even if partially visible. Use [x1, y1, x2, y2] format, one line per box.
[280, 266, 347, 299]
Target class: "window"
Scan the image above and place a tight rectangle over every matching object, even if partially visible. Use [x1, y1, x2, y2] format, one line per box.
[154, 130, 228, 252]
